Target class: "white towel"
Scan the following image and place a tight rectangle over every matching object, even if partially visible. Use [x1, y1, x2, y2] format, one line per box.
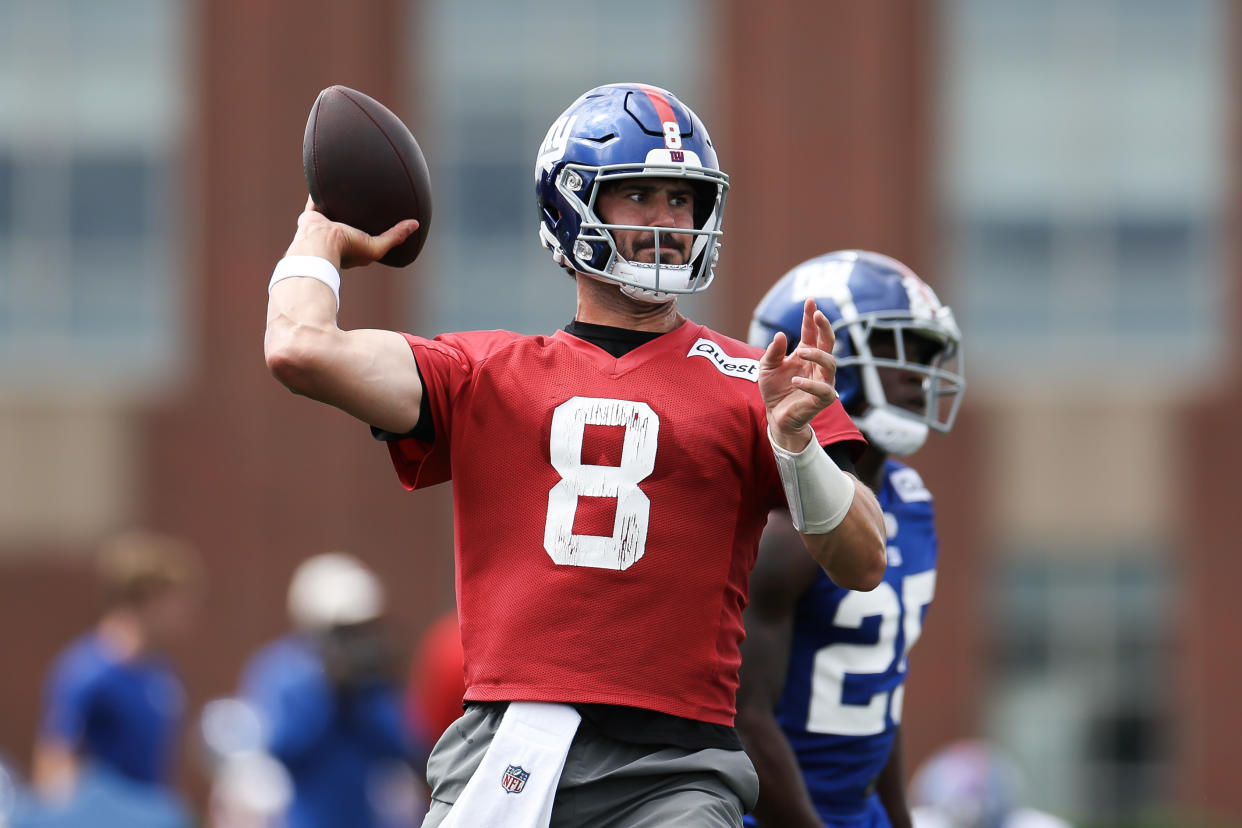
[440, 702, 582, 828]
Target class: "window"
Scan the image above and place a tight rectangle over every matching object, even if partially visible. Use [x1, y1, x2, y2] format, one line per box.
[0, 0, 188, 391]
[939, 0, 1227, 386]
[412, 0, 711, 334]
[989, 551, 1172, 821]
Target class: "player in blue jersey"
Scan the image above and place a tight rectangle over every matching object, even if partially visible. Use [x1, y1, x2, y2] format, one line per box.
[737, 250, 966, 828]
[241, 553, 421, 828]
[33, 530, 200, 801]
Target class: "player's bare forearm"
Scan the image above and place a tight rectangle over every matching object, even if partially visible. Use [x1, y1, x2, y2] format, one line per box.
[757, 297, 885, 588]
[265, 284, 424, 434]
[264, 201, 426, 433]
[737, 619, 822, 827]
[31, 738, 79, 800]
[800, 477, 886, 590]
[876, 728, 914, 828]
[735, 705, 825, 827]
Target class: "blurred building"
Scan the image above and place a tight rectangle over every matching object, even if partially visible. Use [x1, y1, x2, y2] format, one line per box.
[0, 0, 1236, 824]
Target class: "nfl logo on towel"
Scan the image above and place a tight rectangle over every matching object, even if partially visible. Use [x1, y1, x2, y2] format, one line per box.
[502, 764, 530, 794]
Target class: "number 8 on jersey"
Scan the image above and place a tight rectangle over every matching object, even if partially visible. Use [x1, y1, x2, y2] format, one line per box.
[543, 396, 660, 570]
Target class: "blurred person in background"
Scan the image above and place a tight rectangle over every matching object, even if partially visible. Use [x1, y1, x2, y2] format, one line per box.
[909, 741, 1071, 828]
[196, 696, 293, 828]
[738, 251, 965, 828]
[205, 750, 294, 828]
[0, 751, 22, 827]
[241, 552, 423, 828]
[404, 610, 464, 754]
[404, 609, 464, 807]
[28, 529, 200, 825]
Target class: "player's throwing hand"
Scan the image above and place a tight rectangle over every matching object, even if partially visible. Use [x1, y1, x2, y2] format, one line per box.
[286, 197, 419, 271]
[759, 297, 840, 451]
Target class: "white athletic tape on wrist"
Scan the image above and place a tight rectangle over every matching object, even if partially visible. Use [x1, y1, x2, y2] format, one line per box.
[269, 256, 341, 309]
[769, 426, 856, 534]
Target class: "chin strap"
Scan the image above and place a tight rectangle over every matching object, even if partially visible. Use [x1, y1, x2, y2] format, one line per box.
[619, 282, 676, 304]
[854, 407, 929, 456]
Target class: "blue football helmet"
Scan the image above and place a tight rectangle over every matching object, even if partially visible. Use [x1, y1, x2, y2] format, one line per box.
[535, 83, 729, 302]
[909, 741, 1024, 828]
[749, 250, 965, 455]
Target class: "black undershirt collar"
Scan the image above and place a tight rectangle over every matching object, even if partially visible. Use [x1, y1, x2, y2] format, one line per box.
[563, 320, 665, 358]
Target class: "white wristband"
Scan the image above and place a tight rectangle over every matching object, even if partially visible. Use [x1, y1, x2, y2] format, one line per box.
[769, 426, 857, 534]
[269, 256, 341, 309]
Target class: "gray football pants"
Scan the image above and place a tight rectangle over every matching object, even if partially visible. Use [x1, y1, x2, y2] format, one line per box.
[421, 704, 759, 827]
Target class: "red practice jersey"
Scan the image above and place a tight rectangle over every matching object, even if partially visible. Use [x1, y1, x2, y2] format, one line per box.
[383, 319, 863, 726]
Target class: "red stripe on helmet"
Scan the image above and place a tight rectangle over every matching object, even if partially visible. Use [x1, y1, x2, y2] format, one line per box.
[910, 275, 937, 307]
[636, 84, 680, 146]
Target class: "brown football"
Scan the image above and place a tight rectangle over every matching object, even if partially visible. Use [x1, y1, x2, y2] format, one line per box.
[302, 85, 432, 268]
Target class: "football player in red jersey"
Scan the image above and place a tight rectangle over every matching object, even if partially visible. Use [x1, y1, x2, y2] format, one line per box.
[264, 83, 886, 828]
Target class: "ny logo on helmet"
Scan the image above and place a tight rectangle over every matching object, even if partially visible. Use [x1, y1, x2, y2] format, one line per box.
[537, 115, 578, 177]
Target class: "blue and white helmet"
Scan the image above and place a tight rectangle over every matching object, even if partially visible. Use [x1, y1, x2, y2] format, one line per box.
[749, 250, 965, 455]
[535, 83, 729, 301]
[910, 741, 1024, 828]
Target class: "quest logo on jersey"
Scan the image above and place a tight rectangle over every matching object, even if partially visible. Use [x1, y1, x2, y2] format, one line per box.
[688, 338, 760, 381]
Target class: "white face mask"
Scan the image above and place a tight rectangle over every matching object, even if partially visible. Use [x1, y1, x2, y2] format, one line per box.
[853, 407, 929, 456]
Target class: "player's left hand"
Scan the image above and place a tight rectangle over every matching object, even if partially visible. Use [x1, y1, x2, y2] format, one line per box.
[759, 297, 839, 452]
